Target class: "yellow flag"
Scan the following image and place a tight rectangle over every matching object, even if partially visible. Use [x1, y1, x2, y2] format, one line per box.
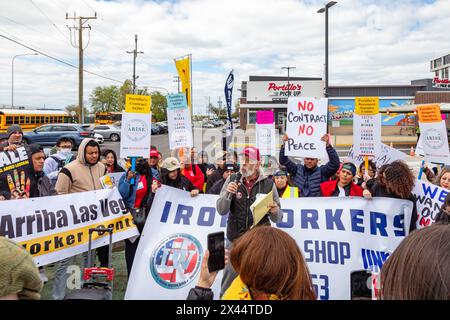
[174, 56, 191, 108]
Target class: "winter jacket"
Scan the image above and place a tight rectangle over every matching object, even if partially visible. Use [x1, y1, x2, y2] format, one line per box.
[216, 169, 282, 242]
[186, 286, 214, 300]
[207, 178, 226, 195]
[29, 171, 57, 198]
[182, 164, 205, 191]
[206, 167, 225, 192]
[279, 144, 340, 197]
[369, 182, 418, 232]
[55, 138, 106, 195]
[43, 152, 75, 184]
[320, 179, 363, 197]
[118, 170, 155, 232]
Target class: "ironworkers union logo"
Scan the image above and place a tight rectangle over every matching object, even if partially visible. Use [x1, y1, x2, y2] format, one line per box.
[125, 119, 148, 142]
[149, 233, 203, 289]
[424, 128, 445, 150]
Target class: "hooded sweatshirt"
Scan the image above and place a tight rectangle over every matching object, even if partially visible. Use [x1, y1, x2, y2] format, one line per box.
[55, 138, 106, 195]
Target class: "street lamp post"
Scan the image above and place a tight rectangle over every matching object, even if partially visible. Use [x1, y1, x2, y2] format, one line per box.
[318, 1, 337, 98]
[12, 53, 38, 108]
[281, 66, 296, 98]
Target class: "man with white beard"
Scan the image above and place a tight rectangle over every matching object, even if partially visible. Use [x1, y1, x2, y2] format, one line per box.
[216, 146, 282, 297]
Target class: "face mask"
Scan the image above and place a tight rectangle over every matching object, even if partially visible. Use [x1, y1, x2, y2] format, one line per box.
[136, 162, 148, 175]
[60, 149, 71, 156]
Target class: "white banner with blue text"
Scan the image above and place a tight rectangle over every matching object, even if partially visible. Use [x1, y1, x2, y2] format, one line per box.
[125, 186, 413, 300]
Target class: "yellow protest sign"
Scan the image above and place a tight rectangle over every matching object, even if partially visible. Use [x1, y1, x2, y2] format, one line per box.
[417, 104, 441, 123]
[125, 94, 151, 114]
[355, 97, 379, 115]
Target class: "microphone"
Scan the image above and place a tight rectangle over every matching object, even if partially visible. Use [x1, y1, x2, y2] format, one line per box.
[227, 172, 242, 200]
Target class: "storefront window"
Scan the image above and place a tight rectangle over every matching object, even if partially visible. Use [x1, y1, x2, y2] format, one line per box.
[248, 110, 257, 124]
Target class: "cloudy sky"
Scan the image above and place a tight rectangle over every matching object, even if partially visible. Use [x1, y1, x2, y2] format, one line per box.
[0, 0, 449, 114]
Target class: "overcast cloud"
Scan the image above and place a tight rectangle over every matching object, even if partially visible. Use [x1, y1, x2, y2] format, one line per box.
[0, 0, 449, 114]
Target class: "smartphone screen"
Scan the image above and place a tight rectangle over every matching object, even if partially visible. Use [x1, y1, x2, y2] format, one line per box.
[350, 270, 372, 300]
[207, 232, 225, 272]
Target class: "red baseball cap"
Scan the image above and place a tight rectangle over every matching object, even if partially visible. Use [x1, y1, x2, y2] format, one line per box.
[242, 146, 260, 161]
[150, 149, 159, 158]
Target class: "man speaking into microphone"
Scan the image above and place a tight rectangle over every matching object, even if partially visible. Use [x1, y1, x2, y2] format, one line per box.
[216, 146, 282, 296]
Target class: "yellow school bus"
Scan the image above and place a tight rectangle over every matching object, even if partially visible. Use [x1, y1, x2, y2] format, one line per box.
[94, 112, 122, 125]
[0, 109, 71, 132]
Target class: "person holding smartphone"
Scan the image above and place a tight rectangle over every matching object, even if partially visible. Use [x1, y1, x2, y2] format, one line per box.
[216, 146, 282, 297]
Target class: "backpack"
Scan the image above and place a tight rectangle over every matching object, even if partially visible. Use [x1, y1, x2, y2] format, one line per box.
[50, 155, 66, 171]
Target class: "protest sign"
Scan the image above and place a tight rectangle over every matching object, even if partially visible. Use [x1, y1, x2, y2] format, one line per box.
[125, 186, 412, 300]
[353, 97, 381, 157]
[413, 180, 448, 229]
[256, 110, 276, 156]
[417, 105, 450, 164]
[100, 172, 126, 189]
[346, 143, 406, 169]
[0, 145, 33, 199]
[285, 97, 328, 159]
[0, 188, 139, 266]
[167, 94, 193, 150]
[120, 94, 152, 159]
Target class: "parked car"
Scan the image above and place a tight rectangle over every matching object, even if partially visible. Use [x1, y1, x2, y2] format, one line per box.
[154, 122, 168, 134]
[23, 124, 94, 149]
[151, 123, 161, 135]
[202, 122, 214, 129]
[93, 124, 121, 142]
[94, 133, 104, 144]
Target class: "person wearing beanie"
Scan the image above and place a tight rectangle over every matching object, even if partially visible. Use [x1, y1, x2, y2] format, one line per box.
[320, 162, 363, 197]
[273, 170, 299, 198]
[0, 236, 43, 300]
[161, 157, 199, 197]
[207, 162, 237, 195]
[26, 144, 56, 284]
[1, 124, 24, 152]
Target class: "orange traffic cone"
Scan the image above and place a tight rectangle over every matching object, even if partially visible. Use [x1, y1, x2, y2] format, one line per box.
[410, 146, 415, 156]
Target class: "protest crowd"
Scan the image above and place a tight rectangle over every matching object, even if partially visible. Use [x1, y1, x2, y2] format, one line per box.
[1, 106, 450, 301]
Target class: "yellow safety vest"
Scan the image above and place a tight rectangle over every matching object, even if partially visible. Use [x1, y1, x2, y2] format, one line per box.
[282, 185, 299, 198]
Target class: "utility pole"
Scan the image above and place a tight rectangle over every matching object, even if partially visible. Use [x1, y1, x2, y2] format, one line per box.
[126, 35, 144, 94]
[218, 97, 223, 119]
[66, 12, 97, 124]
[281, 66, 296, 98]
[173, 76, 181, 93]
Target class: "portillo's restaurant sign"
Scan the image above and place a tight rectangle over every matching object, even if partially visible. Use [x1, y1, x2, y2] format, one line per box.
[247, 79, 324, 102]
[432, 77, 450, 89]
[268, 82, 303, 98]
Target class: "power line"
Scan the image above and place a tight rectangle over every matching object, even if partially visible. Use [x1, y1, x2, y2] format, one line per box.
[0, 33, 123, 84]
[29, 0, 68, 40]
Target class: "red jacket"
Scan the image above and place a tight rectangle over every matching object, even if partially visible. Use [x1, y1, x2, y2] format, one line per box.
[320, 179, 363, 197]
[182, 164, 205, 191]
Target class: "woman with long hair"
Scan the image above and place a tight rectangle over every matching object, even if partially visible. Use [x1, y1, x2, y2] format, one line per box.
[187, 226, 316, 300]
[102, 149, 125, 173]
[363, 161, 418, 231]
[381, 223, 450, 299]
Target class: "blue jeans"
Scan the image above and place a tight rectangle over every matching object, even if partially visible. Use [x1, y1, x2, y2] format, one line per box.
[52, 252, 88, 300]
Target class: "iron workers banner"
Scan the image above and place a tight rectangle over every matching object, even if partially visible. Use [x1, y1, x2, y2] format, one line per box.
[0, 188, 139, 266]
[125, 186, 413, 300]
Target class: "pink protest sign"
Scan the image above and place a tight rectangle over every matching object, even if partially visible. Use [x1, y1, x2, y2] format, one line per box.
[256, 110, 274, 124]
